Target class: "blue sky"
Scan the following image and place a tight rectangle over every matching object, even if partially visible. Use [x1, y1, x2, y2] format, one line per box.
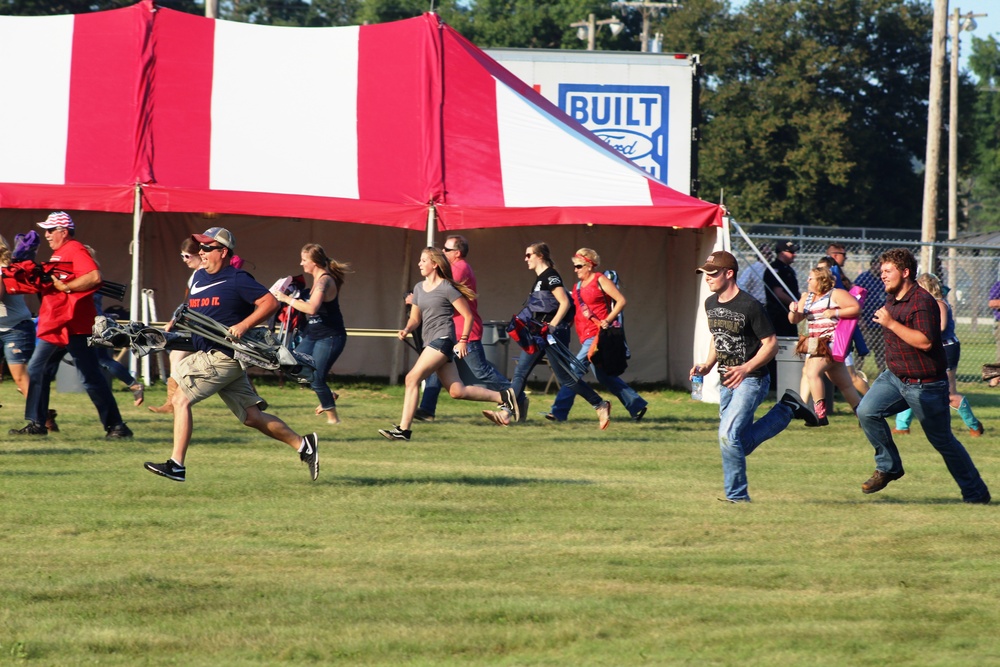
[958, 9, 996, 78]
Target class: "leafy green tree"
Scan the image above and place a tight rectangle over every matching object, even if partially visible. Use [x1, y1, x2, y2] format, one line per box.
[967, 35, 1000, 231]
[453, 0, 627, 50]
[659, 0, 935, 229]
[223, 0, 359, 26]
[1, 0, 199, 14]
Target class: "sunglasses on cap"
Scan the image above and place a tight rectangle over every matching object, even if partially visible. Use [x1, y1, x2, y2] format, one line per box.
[200, 244, 224, 253]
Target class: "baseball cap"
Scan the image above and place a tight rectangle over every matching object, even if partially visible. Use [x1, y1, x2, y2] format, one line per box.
[193, 227, 235, 251]
[774, 240, 799, 254]
[37, 211, 74, 230]
[696, 250, 739, 275]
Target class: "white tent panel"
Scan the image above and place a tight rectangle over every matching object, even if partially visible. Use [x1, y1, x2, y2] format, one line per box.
[494, 81, 654, 208]
[210, 22, 360, 198]
[0, 15, 73, 185]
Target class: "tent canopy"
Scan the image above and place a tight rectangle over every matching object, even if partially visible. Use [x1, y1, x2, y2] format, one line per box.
[0, 3, 722, 231]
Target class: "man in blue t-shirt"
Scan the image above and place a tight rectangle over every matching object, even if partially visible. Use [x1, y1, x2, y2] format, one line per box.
[143, 227, 318, 483]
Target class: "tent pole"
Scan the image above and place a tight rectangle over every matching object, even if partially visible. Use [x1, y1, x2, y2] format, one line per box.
[426, 204, 436, 248]
[129, 184, 143, 379]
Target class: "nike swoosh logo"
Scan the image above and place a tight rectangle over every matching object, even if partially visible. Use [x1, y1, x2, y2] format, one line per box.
[189, 280, 225, 295]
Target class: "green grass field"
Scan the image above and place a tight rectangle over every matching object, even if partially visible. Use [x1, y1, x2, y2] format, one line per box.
[1, 378, 999, 666]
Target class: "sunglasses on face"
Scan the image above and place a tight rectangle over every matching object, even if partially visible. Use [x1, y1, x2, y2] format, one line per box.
[443, 247, 458, 252]
[573, 264, 586, 270]
[200, 244, 224, 253]
[181, 253, 194, 261]
[525, 253, 535, 259]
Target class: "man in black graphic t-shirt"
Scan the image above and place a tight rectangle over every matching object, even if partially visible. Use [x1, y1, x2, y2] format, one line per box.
[691, 250, 817, 502]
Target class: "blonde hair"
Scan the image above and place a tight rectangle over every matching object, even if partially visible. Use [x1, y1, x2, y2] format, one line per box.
[810, 266, 835, 294]
[573, 247, 600, 268]
[0, 234, 10, 267]
[301, 243, 351, 289]
[917, 273, 944, 300]
[422, 247, 476, 301]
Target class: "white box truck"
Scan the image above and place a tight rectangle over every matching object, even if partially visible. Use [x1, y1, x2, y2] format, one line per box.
[484, 48, 702, 196]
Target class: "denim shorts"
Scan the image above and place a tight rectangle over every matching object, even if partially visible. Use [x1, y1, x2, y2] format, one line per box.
[0, 319, 36, 365]
[426, 337, 455, 361]
[943, 340, 960, 371]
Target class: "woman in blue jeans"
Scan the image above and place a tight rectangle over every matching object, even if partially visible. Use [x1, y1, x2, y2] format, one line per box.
[487, 242, 610, 429]
[545, 247, 647, 422]
[272, 244, 349, 424]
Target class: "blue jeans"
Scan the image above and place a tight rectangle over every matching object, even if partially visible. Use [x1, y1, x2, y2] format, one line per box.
[858, 371, 990, 501]
[25, 336, 124, 429]
[95, 347, 137, 387]
[510, 325, 602, 408]
[1, 319, 36, 365]
[295, 333, 347, 411]
[419, 340, 511, 415]
[549, 335, 647, 419]
[718, 373, 793, 501]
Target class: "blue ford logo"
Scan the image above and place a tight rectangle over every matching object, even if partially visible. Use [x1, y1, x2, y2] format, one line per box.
[594, 129, 654, 160]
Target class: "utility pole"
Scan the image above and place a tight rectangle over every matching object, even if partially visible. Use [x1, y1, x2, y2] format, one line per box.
[612, 1, 680, 52]
[921, 0, 948, 274]
[947, 10, 986, 281]
[205, 0, 217, 19]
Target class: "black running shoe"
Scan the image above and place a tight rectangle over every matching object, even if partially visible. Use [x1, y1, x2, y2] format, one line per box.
[379, 425, 411, 441]
[144, 459, 186, 482]
[300, 433, 319, 481]
[9, 422, 47, 436]
[779, 390, 819, 427]
[105, 423, 134, 439]
[501, 387, 520, 423]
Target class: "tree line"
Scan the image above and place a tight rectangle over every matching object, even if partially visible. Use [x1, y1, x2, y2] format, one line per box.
[4, 0, 1000, 232]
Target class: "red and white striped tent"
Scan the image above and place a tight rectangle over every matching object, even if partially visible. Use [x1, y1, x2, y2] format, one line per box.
[0, 3, 722, 384]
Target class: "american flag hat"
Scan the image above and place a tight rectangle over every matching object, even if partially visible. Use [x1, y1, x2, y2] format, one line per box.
[37, 211, 74, 230]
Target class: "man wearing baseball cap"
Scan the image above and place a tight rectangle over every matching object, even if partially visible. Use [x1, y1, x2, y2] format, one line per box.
[9, 212, 132, 438]
[691, 250, 817, 502]
[764, 240, 801, 338]
[143, 227, 319, 483]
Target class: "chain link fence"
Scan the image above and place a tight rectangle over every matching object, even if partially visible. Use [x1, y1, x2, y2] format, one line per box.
[729, 221, 1000, 383]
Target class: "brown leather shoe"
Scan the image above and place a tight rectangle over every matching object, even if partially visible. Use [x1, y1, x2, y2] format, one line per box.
[862, 469, 905, 494]
[891, 428, 910, 435]
[970, 423, 985, 437]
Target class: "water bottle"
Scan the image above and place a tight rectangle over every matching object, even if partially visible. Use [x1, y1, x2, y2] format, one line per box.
[691, 374, 703, 401]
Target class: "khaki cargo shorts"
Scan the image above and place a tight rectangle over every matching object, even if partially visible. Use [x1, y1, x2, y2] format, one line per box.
[172, 350, 267, 423]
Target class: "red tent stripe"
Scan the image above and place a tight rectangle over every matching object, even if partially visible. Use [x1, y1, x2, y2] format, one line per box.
[357, 16, 442, 206]
[65, 5, 148, 186]
[148, 7, 215, 189]
[440, 25, 504, 207]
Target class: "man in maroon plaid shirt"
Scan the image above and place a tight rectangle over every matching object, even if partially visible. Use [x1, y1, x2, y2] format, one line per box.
[855, 248, 990, 503]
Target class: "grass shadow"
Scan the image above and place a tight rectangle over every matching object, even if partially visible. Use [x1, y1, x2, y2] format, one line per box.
[809, 497, 990, 506]
[0, 448, 99, 456]
[331, 475, 595, 487]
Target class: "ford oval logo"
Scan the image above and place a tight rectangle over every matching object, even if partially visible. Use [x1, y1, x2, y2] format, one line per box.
[594, 129, 654, 160]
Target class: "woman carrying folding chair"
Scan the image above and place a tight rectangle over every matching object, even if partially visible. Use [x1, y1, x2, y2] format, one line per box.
[490, 242, 611, 429]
